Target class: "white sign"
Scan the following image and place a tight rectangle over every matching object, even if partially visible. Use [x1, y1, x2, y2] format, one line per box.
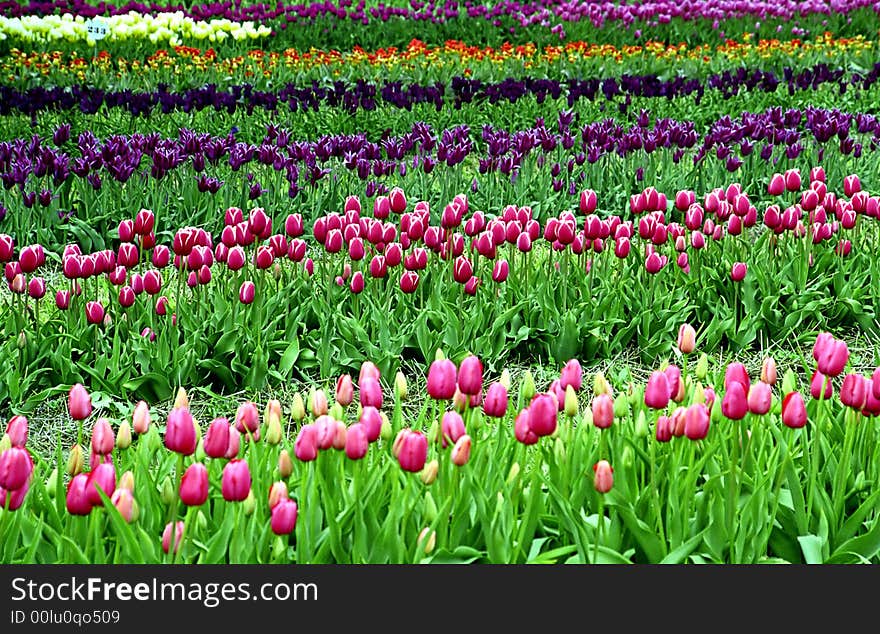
[85, 18, 109, 40]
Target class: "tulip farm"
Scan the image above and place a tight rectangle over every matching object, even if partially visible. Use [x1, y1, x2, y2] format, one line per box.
[2, 1, 880, 567]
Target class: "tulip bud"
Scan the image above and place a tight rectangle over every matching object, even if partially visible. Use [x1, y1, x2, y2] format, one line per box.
[395, 371, 408, 401]
[68, 383, 93, 421]
[695, 354, 709, 380]
[290, 393, 306, 422]
[309, 389, 328, 417]
[499, 369, 512, 390]
[116, 421, 132, 450]
[761, 357, 778, 386]
[66, 444, 84, 476]
[418, 527, 437, 555]
[268, 481, 289, 509]
[424, 491, 438, 523]
[278, 449, 294, 479]
[553, 436, 566, 465]
[563, 385, 579, 417]
[118, 470, 135, 493]
[420, 459, 439, 485]
[111, 488, 136, 523]
[160, 476, 175, 505]
[266, 416, 283, 445]
[132, 400, 150, 434]
[179, 463, 209, 506]
[162, 521, 185, 555]
[451, 434, 472, 466]
[782, 392, 807, 428]
[677, 323, 696, 354]
[592, 371, 612, 397]
[520, 370, 536, 402]
[506, 462, 521, 486]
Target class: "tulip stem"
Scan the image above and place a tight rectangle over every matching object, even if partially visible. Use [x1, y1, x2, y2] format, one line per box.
[594, 495, 604, 564]
[806, 378, 828, 527]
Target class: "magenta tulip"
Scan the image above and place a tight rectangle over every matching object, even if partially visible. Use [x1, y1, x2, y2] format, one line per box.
[457, 355, 483, 395]
[840, 374, 868, 410]
[721, 382, 749, 420]
[221, 459, 251, 501]
[5, 415, 28, 448]
[0, 447, 32, 491]
[203, 418, 231, 459]
[90, 418, 115, 456]
[396, 430, 428, 473]
[427, 359, 457, 400]
[441, 411, 466, 448]
[68, 383, 92, 421]
[782, 392, 807, 428]
[85, 462, 116, 506]
[179, 463, 209, 506]
[271, 499, 299, 535]
[482, 382, 508, 418]
[592, 394, 614, 429]
[810, 370, 834, 401]
[294, 424, 319, 462]
[593, 460, 614, 493]
[65, 473, 92, 515]
[644, 371, 670, 409]
[239, 280, 255, 304]
[164, 407, 197, 456]
[162, 520, 185, 555]
[684, 404, 710, 440]
[528, 393, 558, 437]
[559, 359, 583, 392]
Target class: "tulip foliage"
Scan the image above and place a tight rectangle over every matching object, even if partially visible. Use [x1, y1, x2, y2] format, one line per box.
[2, 332, 880, 564]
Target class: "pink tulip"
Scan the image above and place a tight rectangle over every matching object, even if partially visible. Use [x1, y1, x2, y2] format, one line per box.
[872, 368, 880, 399]
[677, 324, 696, 354]
[684, 403, 710, 440]
[344, 423, 369, 460]
[579, 189, 597, 213]
[68, 383, 92, 420]
[427, 359, 457, 400]
[271, 499, 299, 535]
[593, 460, 614, 493]
[239, 280, 255, 304]
[389, 187, 407, 214]
[55, 289, 70, 310]
[592, 394, 614, 429]
[457, 355, 483, 396]
[5, 415, 28, 448]
[810, 370, 834, 401]
[203, 418, 231, 459]
[294, 424, 319, 462]
[724, 363, 750, 392]
[761, 358, 778, 385]
[221, 459, 251, 501]
[721, 382, 749, 420]
[0, 482, 28, 511]
[85, 462, 116, 506]
[730, 262, 747, 282]
[747, 381, 772, 415]
[225, 427, 241, 459]
[85, 300, 104, 325]
[512, 408, 538, 445]
[665, 365, 684, 402]
[784, 168, 801, 192]
[111, 488, 135, 522]
[234, 401, 260, 435]
[134, 208, 155, 235]
[314, 415, 336, 451]
[0, 447, 32, 491]
[644, 371, 670, 409]
[179, 463, 209, 506]
[782, 392, 807, 428]
[336, 374, 354, 406]
[559, 359, 583, 392]
[655, 415, 673, 442]
[441, 411, 466, 448]
[164, 407, 197, 456]
[65, 473, 92, 515]
[396, 430, 428, 472]
[492, 259, 509, 283]
[162, 520, 185, 555]
[90, 418, 115, 456]
[840, 374, 868, 410]
[359, 376, 383, 409]
[813, 333, 849, 377]
[482, 382, 509, 418]
[843, 174, 861, 197]
[528, 393, 558, 437]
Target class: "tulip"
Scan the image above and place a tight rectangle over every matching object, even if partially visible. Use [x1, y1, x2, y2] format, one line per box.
[761, 358, 778, 385]
[840, 374, 868, 410]
[396, 430, 428, 473]
[810, 370, 834, 401]
[813, 333, 849, 377]
[27, 276, 46, 300]
[162, 521, 185, 555]
[221, 459, 252, 502]
[55, 289, 70, 310]
[559, 359, 583, 392]
[294, 424, 319, 462]
[747, 381, 773, 415]
[90, 418, 115, 456]
[677, 323, 696, 354]
[308, 388, 329, 417]
[782, 392, 807, 428]
[116, 421, 133, 450]
[873, 368, 880, 399]
[593, 460, 614, 493]
[512, 407, 538, 445]
[389, 187, 407, 214]
[65, 473, 92, 515]
[528, 394, 558, 437]
[359, 406, 382, 443]
[724, 363, 750, 392]
[665, 365, 684, 402]
[451, 435, 472, 466]
[85, 462, 116, 506]
[5, 415, 28, 448]
[721, 382, 749, 420]
[225, 427, 241, 459]
[684, 403, 711, 440]
[482, 382, 509, 418]
[457, 355, 483, 395]
[68, 383, 92, 420]
[644, 371, 670, 409]
[730, 262, 747, 282]
[427, 358, 457, 400]
[492, 259, 509, 283]
[843, 174, 861, 197]
[66, 444, 84, 476]
[234, 401, 260, 435]
[239, 280, 255, 304]
[179, 463, 209, 506]
[399, 270, 419, 293]
[0, 447, 32, 491]
[655, 415, 673, 442]
[441, 411, 466, 448]
[118, 470, 134, 493]
[359, 376, 383, 409]
[111, 488, 136, 522]
[164, 407, 197, 456]
[344, 423, 369, 460]
[271, 499, 299, 535]
[589, 393, 613, 429]
[202, 418, 230, 459]
[278, 450, 293, 479]
[314, 416, 336, 451]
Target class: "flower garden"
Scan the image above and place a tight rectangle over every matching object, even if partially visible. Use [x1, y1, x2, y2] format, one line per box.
[0, 0, 879, 564]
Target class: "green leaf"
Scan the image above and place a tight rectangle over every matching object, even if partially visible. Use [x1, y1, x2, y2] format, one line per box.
[279, 336, 301, 374]
[797, 534, 825, 564]
[827, 517, 880, 564]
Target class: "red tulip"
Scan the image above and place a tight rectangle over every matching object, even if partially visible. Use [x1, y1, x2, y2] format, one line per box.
[221, 459, 251, 501]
